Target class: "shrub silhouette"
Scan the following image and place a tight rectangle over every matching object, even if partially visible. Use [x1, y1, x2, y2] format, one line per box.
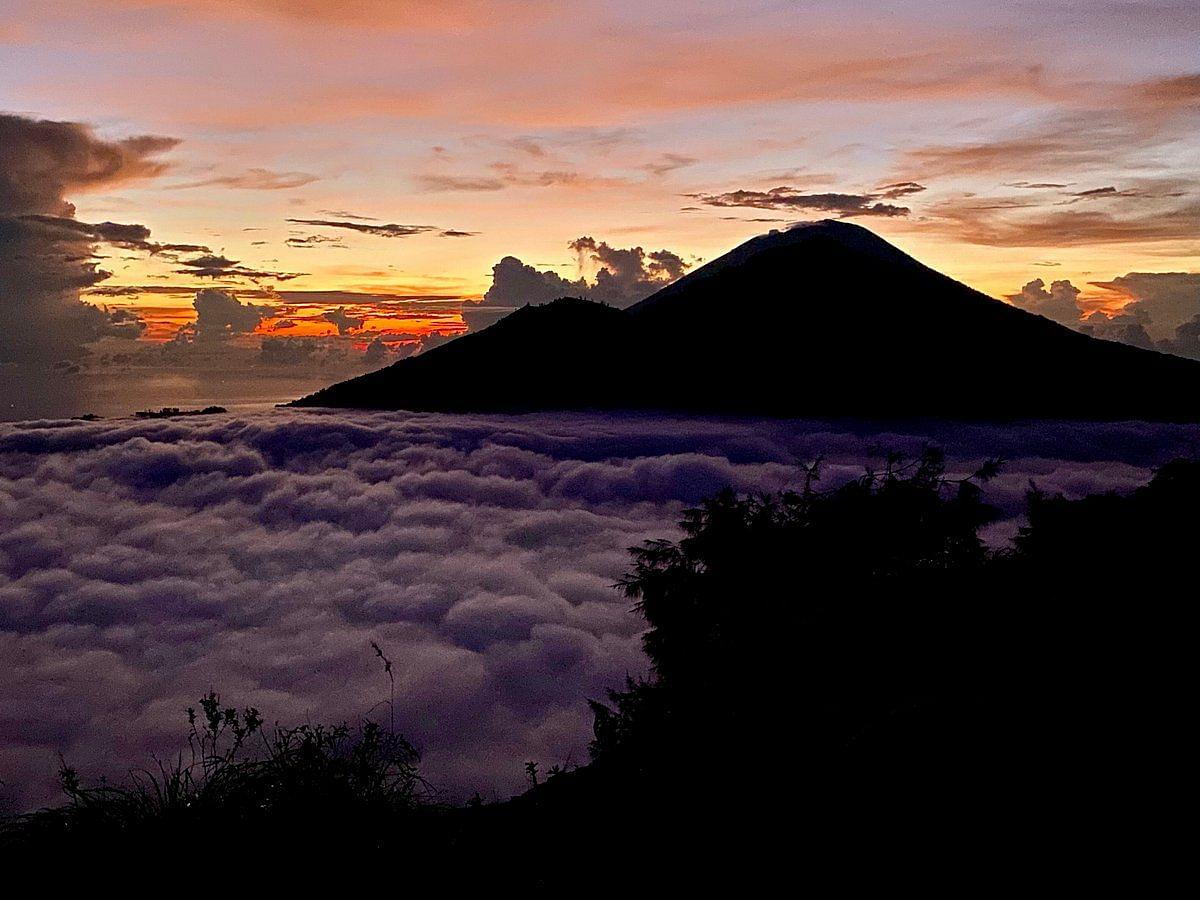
[3, 691, 425, 859]
[591, 450, 1003, 779]
[580, 452, 1197, 882]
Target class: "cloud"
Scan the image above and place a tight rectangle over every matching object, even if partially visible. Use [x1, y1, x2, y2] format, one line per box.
[1079, 311, 1156, 351]
[94, 0, 552, 29]
[922, 193, 1200, 247]
[103, 307, 148, 340]
[1005, 278, 1083, 325]
[641, 154, 698, 177]
[0, 114, 177, 215]
[467, 236, 690, 330]
[418, 161, 634, 194]
[0, 409, 1193, 812]
[1005, 270, 1200, 360]
[363, 336, 392, 366]
[1165, 315, 1200, 360]
[874, 181, 927, 200]
[1088, 273, 1200, 341]
[313, 209, 378, 221]
[322, 306, 364, 336]
[688, 186, 914, 217]
[285, 234, 346, 249]
[417, 175, 506, 192]
[175, 253, 307, 281]
[568, 236, 688, 306]
[176, 168, 319, 190]
[11, 215, 212, 261]
[189, 288, 272, 338]
[904, 72, 1199, 248]
[0, 113, 178, 362]
[259, 335, 319, 364]
[482, 262, 578, 304]
[1134, 72, 1200, 108]
[286, 218, 447, 238]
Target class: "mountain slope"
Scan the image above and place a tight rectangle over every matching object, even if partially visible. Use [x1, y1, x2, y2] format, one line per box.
[293, 221, 1200, 420]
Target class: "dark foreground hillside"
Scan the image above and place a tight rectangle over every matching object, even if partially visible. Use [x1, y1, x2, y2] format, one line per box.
[3, 452, 1192, 885]
[294, 222, 1200, 421]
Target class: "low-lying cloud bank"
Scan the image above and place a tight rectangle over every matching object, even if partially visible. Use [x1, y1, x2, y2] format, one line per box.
[2, 410, 1196, 811]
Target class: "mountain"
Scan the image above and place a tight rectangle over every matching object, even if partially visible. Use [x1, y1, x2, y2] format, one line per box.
[292, 221, 1200, 420]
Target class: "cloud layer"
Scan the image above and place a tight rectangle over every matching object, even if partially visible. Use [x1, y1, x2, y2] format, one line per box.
[688, 185, 920, 218]
[2, 409, 1196, 813]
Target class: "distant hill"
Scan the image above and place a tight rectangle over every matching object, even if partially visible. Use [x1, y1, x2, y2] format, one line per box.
[292, 221, 1200, 420]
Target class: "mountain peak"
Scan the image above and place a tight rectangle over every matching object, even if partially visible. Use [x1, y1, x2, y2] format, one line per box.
[628, 219, 918, 316]
[294, 224, 1200, 421]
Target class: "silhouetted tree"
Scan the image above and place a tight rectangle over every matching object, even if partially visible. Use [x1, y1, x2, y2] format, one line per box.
[591, 450, 1002, 775]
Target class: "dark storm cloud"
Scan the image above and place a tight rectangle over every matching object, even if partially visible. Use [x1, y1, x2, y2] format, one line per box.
[0, 113, 178, 362]
[1, 410, 1195, 812]
[688, 186, 913, 217]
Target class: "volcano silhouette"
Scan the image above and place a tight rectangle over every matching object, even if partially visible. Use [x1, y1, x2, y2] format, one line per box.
[293, 221, 1200, 420]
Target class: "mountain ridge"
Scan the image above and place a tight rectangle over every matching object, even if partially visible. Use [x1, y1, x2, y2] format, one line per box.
[293, 221, 1200, 421]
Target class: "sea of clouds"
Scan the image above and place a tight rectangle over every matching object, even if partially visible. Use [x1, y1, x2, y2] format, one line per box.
[2, 409, 1198, 811]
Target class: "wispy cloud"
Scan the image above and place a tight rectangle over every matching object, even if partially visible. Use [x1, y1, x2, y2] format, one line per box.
[687, 186, 918, 218]
[176, 168, 319, 190]
[286, 218, 443, 238]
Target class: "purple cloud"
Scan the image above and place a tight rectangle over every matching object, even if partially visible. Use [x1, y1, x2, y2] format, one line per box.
[1, 410, 1196, 812]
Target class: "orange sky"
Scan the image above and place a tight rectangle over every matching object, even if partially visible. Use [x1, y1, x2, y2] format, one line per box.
[1, 0, 1197, 350]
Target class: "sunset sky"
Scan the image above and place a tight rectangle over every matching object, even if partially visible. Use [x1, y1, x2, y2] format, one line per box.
[1, 0, 1198, 414]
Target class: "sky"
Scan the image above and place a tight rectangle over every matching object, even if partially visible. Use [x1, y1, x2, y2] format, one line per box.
[1, 0, 1198, 413]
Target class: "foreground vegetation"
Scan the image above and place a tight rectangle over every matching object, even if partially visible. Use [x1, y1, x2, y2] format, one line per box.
[3, 450, 1192, 882]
